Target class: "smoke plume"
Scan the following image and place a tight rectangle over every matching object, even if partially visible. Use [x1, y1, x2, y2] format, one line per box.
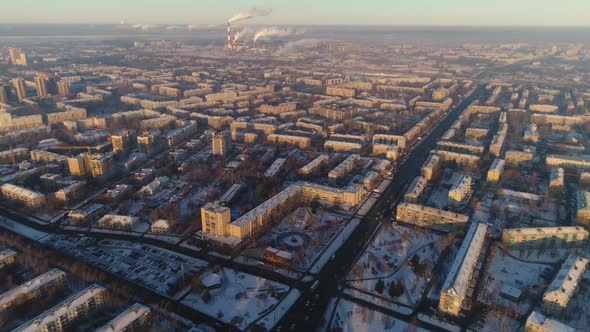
[233, 28, 252, 42]
[253, 27, 304, 44]
[274, 39, 323, 55]
[227, 8, 272, 23]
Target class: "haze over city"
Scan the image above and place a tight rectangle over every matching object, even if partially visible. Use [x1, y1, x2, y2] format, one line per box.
[0, 2, 589, 332]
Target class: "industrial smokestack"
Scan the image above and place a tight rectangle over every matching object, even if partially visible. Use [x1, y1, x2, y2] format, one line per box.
[227, 22, 232, 50]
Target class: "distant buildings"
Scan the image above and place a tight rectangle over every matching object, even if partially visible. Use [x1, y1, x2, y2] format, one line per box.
[439, 223, 488, 317]
[10, 78, 26, 103]
[212, 131, 231, 157]
[35, 76, 48, 97]
[8, 47, 28, 66]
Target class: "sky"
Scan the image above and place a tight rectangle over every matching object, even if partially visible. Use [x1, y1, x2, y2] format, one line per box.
[1, 0, 589, 26]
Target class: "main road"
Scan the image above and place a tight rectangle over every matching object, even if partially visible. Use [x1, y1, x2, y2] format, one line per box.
[275, 85, 486, 331]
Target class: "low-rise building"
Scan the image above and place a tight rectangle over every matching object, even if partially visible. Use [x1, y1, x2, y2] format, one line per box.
[97, 214, 138, 231]
[543, 255, 588, 315]
[95, 303, 151, 332]
[0, 249, 17, 269]
[439, 223, 488, 317]
[150, 219, 170, 233]
[525, 311, 575, 332]
[0, 268, 66, 312]
[404, 176, 427, 203]
[396, 202, 469, 227]
[487, 159, 505, 183]
[13, 284, 107, 332]
[328, 154, 360, 180]
[1, 183, 46, 208]
[448, 175, 472, 208]
[502, 226, 589, 249]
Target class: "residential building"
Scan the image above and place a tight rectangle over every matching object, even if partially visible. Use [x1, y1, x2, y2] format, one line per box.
[0, 269, 66, 312]
[487, 159, 505, 183]
[525, 311, 575, 332]
[95, 303, 151, 332]
[439, 223, 488, 316]
[502, 227, 589, 249]
[543, 255, 588, 315]
[404, 176, 427, 203]
[1, 183, 46, 208]
[212, 131, 231, 157]
[396, 202, 469, 227]
[201, 202, 232, 237]
[13, 284, 107, 332]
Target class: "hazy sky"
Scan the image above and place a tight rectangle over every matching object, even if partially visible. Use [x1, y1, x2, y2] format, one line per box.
[2, 0, 589, 26]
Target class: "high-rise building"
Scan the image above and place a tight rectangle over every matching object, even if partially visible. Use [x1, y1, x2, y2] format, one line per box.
[68, 155, 88, 177]
[35, 76, 48, 97]
[111, 130, 135, 154]
[201, 202, 231, 237]
[56, 80, 70, 96]
[0, 85, 8, 103]
[10, 78, 26, 103]
[8, 47, 27, 66]
[212, 131, 231, 157]
[67, 153, 115, 178]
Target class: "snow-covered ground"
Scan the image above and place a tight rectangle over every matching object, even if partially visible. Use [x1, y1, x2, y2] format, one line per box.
[181, 268, 297, 331]
[324, 298, 427, 331]
[344, 223, 449, 308]
[240, 207, 356, 275]
[478, 245, 553, 317]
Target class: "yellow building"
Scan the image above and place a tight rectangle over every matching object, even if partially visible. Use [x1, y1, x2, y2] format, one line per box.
[201, 202, 231, 237]
[1, 183, 46, 208]
[502, 227, 589, 249]
[543, 256, 588, 315]
[439, 223, 488, 317]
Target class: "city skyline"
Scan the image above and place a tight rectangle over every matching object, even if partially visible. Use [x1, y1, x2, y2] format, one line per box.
[2, 0, 590, 26]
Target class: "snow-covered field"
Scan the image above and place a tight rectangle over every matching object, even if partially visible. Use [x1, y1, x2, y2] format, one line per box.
[240, 207, 354, 274]
[344, 223, 450, 308]
[324, 298, 427, 331]
[181, 268, 297, 331]
[478, 246, 553, 317]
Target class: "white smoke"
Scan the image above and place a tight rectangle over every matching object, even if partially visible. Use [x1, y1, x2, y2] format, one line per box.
[253, 27, 304, 45]
[131, 23, 155, 31]
[274, 39, 323, 55]
[227, 8, 272, 23]
[233, 28, 252, 43]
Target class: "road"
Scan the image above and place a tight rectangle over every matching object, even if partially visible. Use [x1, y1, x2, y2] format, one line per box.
[275, 86, 485, 331]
